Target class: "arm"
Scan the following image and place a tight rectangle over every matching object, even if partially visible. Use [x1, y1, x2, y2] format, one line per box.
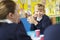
[42, 15, 52, 28]
[30, 24, 37, 31]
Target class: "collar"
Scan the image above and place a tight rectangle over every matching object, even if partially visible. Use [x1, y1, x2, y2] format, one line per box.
[0, 19, 13, 24]
[37, 17, 42, 21]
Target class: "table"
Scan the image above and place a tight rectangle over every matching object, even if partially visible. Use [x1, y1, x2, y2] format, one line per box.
[27, 31, 44, 40]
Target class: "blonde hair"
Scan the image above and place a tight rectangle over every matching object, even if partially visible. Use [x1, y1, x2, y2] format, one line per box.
[0, 0, 16, 19]
[0, 2, 8, 19]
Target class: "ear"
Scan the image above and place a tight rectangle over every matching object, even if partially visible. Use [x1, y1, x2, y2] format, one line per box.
[7, 12, 14, 19]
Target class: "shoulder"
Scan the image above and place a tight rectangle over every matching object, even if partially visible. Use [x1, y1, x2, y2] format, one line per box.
[43, 15, 50, 18]
[47, 23, 60, 29]
[0, 23, 17, 27]
[42, 15, 50, 21]
[44, 23, 60, 40]
[44, 23, 60, 33]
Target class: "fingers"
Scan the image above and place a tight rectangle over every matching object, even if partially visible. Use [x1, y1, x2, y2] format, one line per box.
[27, 16, 38, 25]
[27, 16, 34, 24]
[27, 16, 33, 24]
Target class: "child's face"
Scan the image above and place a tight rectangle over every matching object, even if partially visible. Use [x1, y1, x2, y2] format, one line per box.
[34, 5, 44, 17]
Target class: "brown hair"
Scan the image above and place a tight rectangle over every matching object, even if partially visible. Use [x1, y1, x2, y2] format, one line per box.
[0, 0, 16, 19]
[37, 4, 45, 8]
[36, 4, 45, 12]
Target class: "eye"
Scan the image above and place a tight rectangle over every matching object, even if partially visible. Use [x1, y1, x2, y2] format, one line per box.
[35, 11, 38, 13]
[40, 10, 43, 12]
